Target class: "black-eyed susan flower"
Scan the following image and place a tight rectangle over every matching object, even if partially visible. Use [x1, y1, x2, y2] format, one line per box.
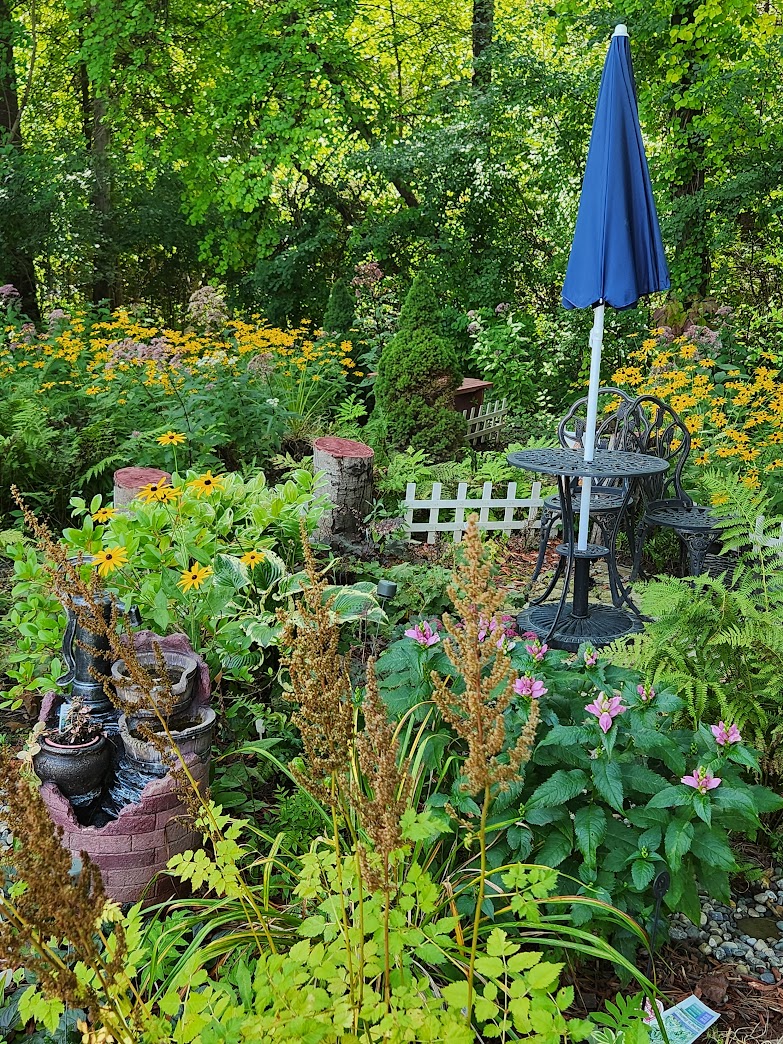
[92, 546, 129, 576]
[240, 550, 265, 567]
[92, 506, 117, 523]
[157, 431, 187, 446]
[137, 481, 172, 503]
[189, 470, 225, 496]
[178, 562, 213, 592]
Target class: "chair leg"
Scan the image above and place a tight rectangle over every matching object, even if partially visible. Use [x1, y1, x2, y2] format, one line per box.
[682, 531, 713, 577]
[530, 508, 557, 584]
[630, 519, 651, 582]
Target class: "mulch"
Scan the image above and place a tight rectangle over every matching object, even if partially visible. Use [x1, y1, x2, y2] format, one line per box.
[566, 942, 783, 1040]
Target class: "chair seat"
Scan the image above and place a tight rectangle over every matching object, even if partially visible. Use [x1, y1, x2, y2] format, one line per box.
[643, 499, 717, 532]
[544, 488, 626, 515]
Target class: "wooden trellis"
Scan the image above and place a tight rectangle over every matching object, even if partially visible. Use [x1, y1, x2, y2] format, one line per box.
[403, 480, 544, 544]
[462, 398, 509, 445]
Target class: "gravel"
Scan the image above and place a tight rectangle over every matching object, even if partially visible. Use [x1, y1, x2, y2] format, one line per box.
[670, 867, 783, 976]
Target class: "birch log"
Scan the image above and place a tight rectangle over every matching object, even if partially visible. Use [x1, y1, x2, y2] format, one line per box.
[312, 437, 374, 544]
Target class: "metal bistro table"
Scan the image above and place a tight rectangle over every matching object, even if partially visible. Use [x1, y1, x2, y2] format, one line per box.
[507, 447, 669, 651]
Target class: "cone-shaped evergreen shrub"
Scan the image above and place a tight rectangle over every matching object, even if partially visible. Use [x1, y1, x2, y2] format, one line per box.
[375, 275, 466, 459]
[322, 278, 356, 337]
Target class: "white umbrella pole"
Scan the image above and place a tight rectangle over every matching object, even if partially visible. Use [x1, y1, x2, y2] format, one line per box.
[577, 303, 605, 550]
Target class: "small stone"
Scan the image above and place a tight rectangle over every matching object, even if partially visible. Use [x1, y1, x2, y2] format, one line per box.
[755, 892, 773, 903]
[754, 939, 771, 951]
[737, 964, 750, 976]
[670, 926, 688, 941]
[699, 943, 712, 955]
[708, 936, 721, 948]
[700, 912, 708, 927]
[714, 947, 727, 961]
[761, 972, 776, 985]
[748, 910, 761, 917]
[756, 905, 769, 914]
[712, 912, 724, 923]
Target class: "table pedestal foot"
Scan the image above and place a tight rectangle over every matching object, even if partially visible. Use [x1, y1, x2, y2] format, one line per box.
[517, 603, 643, 652]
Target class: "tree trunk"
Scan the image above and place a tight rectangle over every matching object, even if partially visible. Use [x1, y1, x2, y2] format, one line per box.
[472, 0, 494, 93]
[312, 437, 374, 546]
[0, 0, 40, 322]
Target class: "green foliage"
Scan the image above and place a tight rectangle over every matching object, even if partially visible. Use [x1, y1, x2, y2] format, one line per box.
[321, 278, 356, 337]
[375, 276, 466, 460]
[615, 480, 783, 770]
[375, 633, 782, 959]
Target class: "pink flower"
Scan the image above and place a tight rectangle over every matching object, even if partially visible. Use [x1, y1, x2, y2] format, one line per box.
[583, 645, 599, 667]
[525, 638, 548, 661]
[711, 721, 742, 746]
[636, 683, 655, 703]
[681, 766, 721, 794]
[404, 620, 440, 647]
[514, 675, 547, 699]
[585, 693, 627, 733]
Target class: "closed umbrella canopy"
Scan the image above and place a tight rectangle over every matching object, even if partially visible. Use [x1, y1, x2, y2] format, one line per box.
[562, 26, 670, 311]
[561, 24, 670, 549]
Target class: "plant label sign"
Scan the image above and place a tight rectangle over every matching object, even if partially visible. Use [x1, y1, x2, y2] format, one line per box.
[646, 995, 719, 1044]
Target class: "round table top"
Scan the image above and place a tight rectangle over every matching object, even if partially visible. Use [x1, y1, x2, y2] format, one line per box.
[507, 447, 669, 479]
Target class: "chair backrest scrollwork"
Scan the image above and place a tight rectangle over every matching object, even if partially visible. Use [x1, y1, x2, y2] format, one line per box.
[623, 394, 693, 507]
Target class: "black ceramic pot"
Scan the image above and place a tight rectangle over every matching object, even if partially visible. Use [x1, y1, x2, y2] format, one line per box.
[33, 734, 112, 798]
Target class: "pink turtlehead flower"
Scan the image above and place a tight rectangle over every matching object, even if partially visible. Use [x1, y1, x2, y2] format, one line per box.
[514, 675, 547, 699]
[583, 645, 599, 667]
[637, 684, 655, 703]
[525, 637, 548, 661]
[681, 766, 721, 794]
[585, 693, 627, 733]
[711, 721, 741, 746]
[405, 620, 440, 647]
[478, 615, 517, 651]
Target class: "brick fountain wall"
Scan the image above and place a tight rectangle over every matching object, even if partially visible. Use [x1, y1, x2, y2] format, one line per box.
[39, 632, 211, 905]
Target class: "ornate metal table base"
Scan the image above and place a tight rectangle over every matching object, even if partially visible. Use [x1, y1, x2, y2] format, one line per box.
[507, 448, 669, 650]
[518, 603, 643, 651]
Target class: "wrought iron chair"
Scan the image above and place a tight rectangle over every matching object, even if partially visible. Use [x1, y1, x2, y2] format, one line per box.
[623, 394, 721, 579]
[529, 388, 641, 589]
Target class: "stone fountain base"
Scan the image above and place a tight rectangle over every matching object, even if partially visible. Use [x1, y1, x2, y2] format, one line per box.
[38, 632, 212, 905]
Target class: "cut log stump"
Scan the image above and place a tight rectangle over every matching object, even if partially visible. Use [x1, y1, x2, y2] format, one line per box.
[312, 437, 374, 544]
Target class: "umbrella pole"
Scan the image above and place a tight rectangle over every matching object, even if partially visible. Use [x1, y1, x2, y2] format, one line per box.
[576, 304, 605, 553]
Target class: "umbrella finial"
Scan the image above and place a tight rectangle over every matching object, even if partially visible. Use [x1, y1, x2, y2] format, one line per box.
[613, 23, 628, 36]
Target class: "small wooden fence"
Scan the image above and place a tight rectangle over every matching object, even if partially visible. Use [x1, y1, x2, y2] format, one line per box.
[403, 480, 544, 543]
[462, 398, 509, 445]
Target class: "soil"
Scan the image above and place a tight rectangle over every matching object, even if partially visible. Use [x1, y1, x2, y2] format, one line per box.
[46, 730, 102, 747]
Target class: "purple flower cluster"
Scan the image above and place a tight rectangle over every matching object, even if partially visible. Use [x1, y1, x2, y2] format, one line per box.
[351, 261, 384, 290]
[187, 285, 228, 332]
[495, 302, 511, 315]
[105, 336, 183, 371]
[47, 308, 69, 329]
[0, 284, 20, 304]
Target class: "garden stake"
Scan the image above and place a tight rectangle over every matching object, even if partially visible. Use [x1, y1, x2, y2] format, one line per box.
[646, 869, 671, 981]
[372, 580, 397, 657]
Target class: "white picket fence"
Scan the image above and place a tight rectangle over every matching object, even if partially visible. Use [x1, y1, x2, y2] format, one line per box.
[403, 480, 544, 543]
[462, 398, 509, 445]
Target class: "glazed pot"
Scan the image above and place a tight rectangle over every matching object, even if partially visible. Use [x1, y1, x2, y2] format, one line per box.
[110, 651, 198, 719]
[118, 707, 216, 772]
[33, 733, 112, 798]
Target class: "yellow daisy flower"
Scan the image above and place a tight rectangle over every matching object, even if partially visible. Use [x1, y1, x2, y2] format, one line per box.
[92, 546, 129, 576]
[190, 470, 225, 496]
[157, 431, 187, 446]
[92, 506, 117, 523]
[178, 562, 213, 592]
[137, 481, 173, 503]
[240, 550, 265, 567]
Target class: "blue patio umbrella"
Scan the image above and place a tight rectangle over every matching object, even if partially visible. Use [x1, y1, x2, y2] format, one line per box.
[562, 24, 670, 549]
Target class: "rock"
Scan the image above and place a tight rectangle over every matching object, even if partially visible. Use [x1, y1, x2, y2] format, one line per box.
[754, 939, 771, 951]
[700, 912, 708, 927]
[670, 926, 688, 941]
[699, 943, 712, 955]
[754, 892, 773, 903]
[712, 912, 724, 923]
[708, 936, 721, 948]
[761, 972, 776, 985]
[737, 964, 750, 976]
[756, 905, 769, 915]
[714, 947, 727, 961]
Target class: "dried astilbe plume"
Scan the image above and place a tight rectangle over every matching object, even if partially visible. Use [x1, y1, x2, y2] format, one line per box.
[277, 521, 354, 802]
[431, 514, 540, 794]
[0, 752, 126, 1021]
[356, 661, 411, 891]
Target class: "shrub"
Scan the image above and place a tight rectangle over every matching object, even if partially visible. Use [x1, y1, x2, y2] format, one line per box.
[375, 274, 466, 459]
[321, 277, 356, 337]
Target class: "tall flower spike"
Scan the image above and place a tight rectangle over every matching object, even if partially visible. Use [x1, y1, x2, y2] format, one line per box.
[430, 514, 539, 793]
[277, 519, 354, 801]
